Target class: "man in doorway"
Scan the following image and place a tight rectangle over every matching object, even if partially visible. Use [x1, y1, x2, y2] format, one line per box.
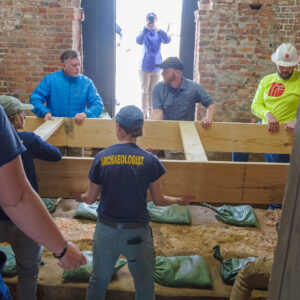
[136, 12, 171, 119]
[151, 56, 215, 126]
[30, 49, 103, 124]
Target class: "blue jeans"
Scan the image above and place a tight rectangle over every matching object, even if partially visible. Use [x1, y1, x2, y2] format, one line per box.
[86, 221, 156, 300]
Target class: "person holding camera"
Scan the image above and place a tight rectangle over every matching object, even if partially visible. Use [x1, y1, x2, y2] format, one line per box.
[136, 12, 171, 119]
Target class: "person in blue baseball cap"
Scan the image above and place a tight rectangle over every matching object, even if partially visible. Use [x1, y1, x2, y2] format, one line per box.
[76, 105, 194, 300]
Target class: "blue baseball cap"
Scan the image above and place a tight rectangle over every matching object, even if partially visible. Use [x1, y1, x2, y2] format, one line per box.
[156, 57, 184, 71]
[115, 105, 144, 129]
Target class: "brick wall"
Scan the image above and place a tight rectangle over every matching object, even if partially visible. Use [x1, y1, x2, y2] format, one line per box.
[195, 0, 299, 122]
[0, 0, 83, 103]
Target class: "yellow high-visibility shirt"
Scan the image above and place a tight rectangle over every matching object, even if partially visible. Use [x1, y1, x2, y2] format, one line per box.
[251, 70, 300, 124]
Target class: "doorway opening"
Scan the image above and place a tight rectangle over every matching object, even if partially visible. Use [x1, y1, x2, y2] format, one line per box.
[115, 0, 183, 111]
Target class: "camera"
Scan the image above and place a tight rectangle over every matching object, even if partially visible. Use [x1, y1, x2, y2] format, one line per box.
[147, 15, 155, 24]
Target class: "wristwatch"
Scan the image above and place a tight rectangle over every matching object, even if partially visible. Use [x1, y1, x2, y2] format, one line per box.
[53, 241, 68, 259]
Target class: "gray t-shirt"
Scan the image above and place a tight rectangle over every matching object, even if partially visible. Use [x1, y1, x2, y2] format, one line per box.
[152, 77, 214, 121]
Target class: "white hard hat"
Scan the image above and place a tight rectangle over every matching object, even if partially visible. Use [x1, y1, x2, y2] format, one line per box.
[271, 43, 300, 67]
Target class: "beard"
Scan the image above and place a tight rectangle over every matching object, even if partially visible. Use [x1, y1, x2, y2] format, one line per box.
[163, 73, 176, 85]
[278, 69, 293, 80]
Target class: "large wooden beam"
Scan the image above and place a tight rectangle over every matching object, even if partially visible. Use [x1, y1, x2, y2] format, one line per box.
[195, 122, 293, 154]
[35, 158, 288, 204]
[268, 112, 300, 299]
[25, 117, 293, 154]
[179, 121, 207, 161]
[33, 118, 64, 141]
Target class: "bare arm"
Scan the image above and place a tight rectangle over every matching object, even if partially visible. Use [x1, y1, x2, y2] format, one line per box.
[76, 181, 101, 205]
[0, 156, 86, 270]
[201, 103, 216, 129]
[151, 109, 164, 120]
[149, 178, 194, 206]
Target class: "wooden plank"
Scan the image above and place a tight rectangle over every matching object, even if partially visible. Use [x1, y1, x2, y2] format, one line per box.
[195, 122, 293, 154]
[179, 121, 208, 161]
[23, 116, 44, 131]
[25, 117, 293, 154]
[268, 112, 300, 299]
[35, 158, 288, 204]
[33, 117, 64, 141]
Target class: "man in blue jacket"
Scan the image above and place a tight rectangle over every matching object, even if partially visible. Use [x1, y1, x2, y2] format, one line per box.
[136, 12, 171, 119]
[30, 49, 103, 125]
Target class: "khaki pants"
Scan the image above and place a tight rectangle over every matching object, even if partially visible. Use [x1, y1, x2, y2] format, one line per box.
[230, 253, 273, 300]
[139, 70, 161, 119]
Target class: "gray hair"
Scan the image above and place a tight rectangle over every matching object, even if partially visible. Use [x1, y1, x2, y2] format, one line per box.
[60, 50, 81, 63]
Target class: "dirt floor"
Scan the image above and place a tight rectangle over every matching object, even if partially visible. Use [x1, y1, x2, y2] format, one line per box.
[5, 199, 279, 300]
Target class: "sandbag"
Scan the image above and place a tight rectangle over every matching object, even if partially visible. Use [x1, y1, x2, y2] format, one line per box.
[154, 255, 212, 288]
[0, 245, 16, 277]
[74, 202, 99, 221]
[147, 201, 191, 225]
[42, 198, 56, 214]
[213, 245, 256, 284]
[62, 251, 127, 282]
[200, 203, 259, 227]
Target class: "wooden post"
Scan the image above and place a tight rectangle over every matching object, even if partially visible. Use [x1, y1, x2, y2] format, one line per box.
[268, 113, 300, 300]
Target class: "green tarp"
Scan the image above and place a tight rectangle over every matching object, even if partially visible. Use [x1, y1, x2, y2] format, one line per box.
[213, 245, 256, 284]
[154, 255, 212, 288]
[200, 203, 259, 227]
[147, 201, 191, 225]
[0, 245, 16, 277]
[74, 202, 99, 221]
[62, 251, 127, 282]
[42, 198, 56, 214]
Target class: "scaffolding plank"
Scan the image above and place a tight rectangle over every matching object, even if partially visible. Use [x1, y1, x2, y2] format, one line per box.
[35, 158, 288, 204]
[179, 121, 208, 161]
[33, 118, 64, 141]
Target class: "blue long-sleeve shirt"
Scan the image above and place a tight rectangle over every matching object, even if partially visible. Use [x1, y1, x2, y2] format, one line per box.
[30, 70, 103, 118]
[0, 132, 62, 220]
[136, 27, 171, 72]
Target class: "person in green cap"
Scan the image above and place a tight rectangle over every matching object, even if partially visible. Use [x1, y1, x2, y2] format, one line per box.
[0, 95, 62, 300]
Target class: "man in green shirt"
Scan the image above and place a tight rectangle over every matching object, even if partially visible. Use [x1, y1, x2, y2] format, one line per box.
[233, 43, 300, 209]
[251, 43, 300, 134]
[234, 43, 300, 162]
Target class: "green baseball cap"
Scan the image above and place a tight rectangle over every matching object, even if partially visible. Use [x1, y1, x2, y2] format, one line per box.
[0, 95, 33, 117]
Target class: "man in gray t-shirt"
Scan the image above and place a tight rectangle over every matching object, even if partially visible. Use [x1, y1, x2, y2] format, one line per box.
[151, 57, 215, 128]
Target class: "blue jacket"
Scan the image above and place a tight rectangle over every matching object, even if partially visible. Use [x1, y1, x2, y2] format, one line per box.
[0, 132, 62, 221]
[30, 70, 103, 118]
[136, 27, 171, 72]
